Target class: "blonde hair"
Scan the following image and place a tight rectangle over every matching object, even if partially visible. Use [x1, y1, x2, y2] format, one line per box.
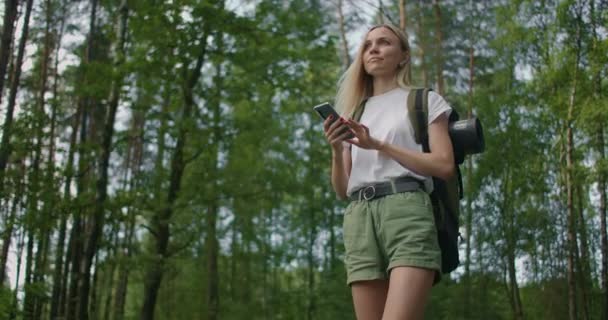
[335, 24, 412, 118]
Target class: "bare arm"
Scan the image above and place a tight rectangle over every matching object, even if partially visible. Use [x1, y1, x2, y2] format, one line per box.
[331, 146, 351, 200]
[346, 114, 454, 180]
[324, 116, 353, 199]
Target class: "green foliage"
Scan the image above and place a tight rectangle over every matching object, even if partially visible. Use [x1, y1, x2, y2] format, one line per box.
[0, 286, 12, 319]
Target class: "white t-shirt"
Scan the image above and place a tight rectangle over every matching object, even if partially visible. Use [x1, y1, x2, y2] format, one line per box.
[346, 87, 452, 196]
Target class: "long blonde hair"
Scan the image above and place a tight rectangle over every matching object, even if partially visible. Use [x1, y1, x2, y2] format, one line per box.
[335, 24, 412, 118]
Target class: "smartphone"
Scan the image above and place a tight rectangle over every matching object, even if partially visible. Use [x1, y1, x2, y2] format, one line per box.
[313, 102, 354, 139]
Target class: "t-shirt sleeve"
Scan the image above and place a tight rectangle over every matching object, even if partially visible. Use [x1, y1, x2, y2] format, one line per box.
[427, 91, 452, 125]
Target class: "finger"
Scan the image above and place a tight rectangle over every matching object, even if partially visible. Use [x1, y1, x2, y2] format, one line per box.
[337, 128, 355, 141]
[327, 124, 348, 141]
[347, 119, 361, 126]
[349, 123, 366, 136]
[323, 115, 335, 132]
[346, 119, 365, 132]
[328, 118, 348, 137]
[330, 129, 351, 145]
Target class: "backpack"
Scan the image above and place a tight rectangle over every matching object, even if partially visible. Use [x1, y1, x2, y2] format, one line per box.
[407, 88, 462, 275]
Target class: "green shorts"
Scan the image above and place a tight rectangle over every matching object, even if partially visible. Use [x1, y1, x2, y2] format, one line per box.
[342, 190, 441, 285]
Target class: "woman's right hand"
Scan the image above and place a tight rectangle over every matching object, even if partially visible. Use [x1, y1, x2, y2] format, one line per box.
[323, 115, 353, 151]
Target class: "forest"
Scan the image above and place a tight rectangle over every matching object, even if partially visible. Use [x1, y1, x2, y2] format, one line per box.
[0, 0, 607, 319]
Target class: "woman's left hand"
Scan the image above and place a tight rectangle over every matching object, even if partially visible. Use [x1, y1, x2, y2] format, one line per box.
[346, 119, 384, 150]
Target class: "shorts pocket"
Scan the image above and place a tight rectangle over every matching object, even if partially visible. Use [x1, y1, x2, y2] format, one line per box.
[382, 192, 435, 232]
[343, 203, 361, 238]
[342, 203, 368, 254]
[393, 191, 431, 212]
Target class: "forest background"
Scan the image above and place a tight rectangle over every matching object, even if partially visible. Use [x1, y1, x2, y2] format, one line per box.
[0, 0, 607, 319]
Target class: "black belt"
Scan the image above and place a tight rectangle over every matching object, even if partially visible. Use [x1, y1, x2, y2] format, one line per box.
[349, 176, 424, 201]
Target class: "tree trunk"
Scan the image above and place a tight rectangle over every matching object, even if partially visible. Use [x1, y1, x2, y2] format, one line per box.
[0, 162, 24, 285]
[399, 0, 407, 33]
[101, 234, 119, 320]
[305, 118, 318, 320]
[205, 25, 225, 320]
[113, 205, 136, 320]
[0, 0, 19, 103]
[229, 211, 238, 302]
[464, 36, 475, 320]
[566, 103, 577, 320]
[398, 0, 412, 84]
[78, 1, 127, 318]
[89, 254, 100, 320]
[432, 0, 445, 95]
[30, 2, 56, 317]
[336, 0, 350, 68]
[23, 123, 46, 316]
[136, 72, 169, 320]
[576, 185, 591, 320]
[49, 3, 71, 318]
[502, 172, 523, 320]
[65, 206, 84, 320]
[0, 197, 16, 284]
[32, 229, 50, 320]
[0, 0, 34, 200]
[66, 0, 101, 314]
[140, 25, 210, 320]
[52, 104, 81, 320]
[23, 228, 36, 318]
[566, 5, 582, 320]
[415, 0, 428, 87]
[9, 228, 26, 320]
[599, 123, 607, 320]
[507, 247, 524, 320]
[112, 113, 143, 320]
[590, 1, 607, 318]
[375, 0, 384, 24]
[306, 208, 316, 320]
[329, 207, 336, 272]
[206, 200, 220, 320]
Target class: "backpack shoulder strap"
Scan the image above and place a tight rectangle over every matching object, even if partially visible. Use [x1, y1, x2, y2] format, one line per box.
[407, 88, 433, 152]
[351, 98, 369, 122]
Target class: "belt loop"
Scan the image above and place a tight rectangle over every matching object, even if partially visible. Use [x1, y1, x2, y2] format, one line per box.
[390, 179, 397, 194]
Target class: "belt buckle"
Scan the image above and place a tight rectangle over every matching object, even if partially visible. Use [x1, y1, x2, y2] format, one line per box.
[362, 186, 376, 200]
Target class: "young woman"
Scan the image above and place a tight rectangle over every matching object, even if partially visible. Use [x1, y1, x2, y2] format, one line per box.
[323, 24, 454, 320]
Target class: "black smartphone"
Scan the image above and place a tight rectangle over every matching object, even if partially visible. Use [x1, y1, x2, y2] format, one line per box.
[313, 102, 354, 139]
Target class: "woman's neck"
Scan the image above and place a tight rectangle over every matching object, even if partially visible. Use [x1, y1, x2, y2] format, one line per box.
[372, 76, 399, 96]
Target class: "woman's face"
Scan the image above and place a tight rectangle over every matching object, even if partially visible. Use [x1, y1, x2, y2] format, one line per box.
[362, 27, 407, 78]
